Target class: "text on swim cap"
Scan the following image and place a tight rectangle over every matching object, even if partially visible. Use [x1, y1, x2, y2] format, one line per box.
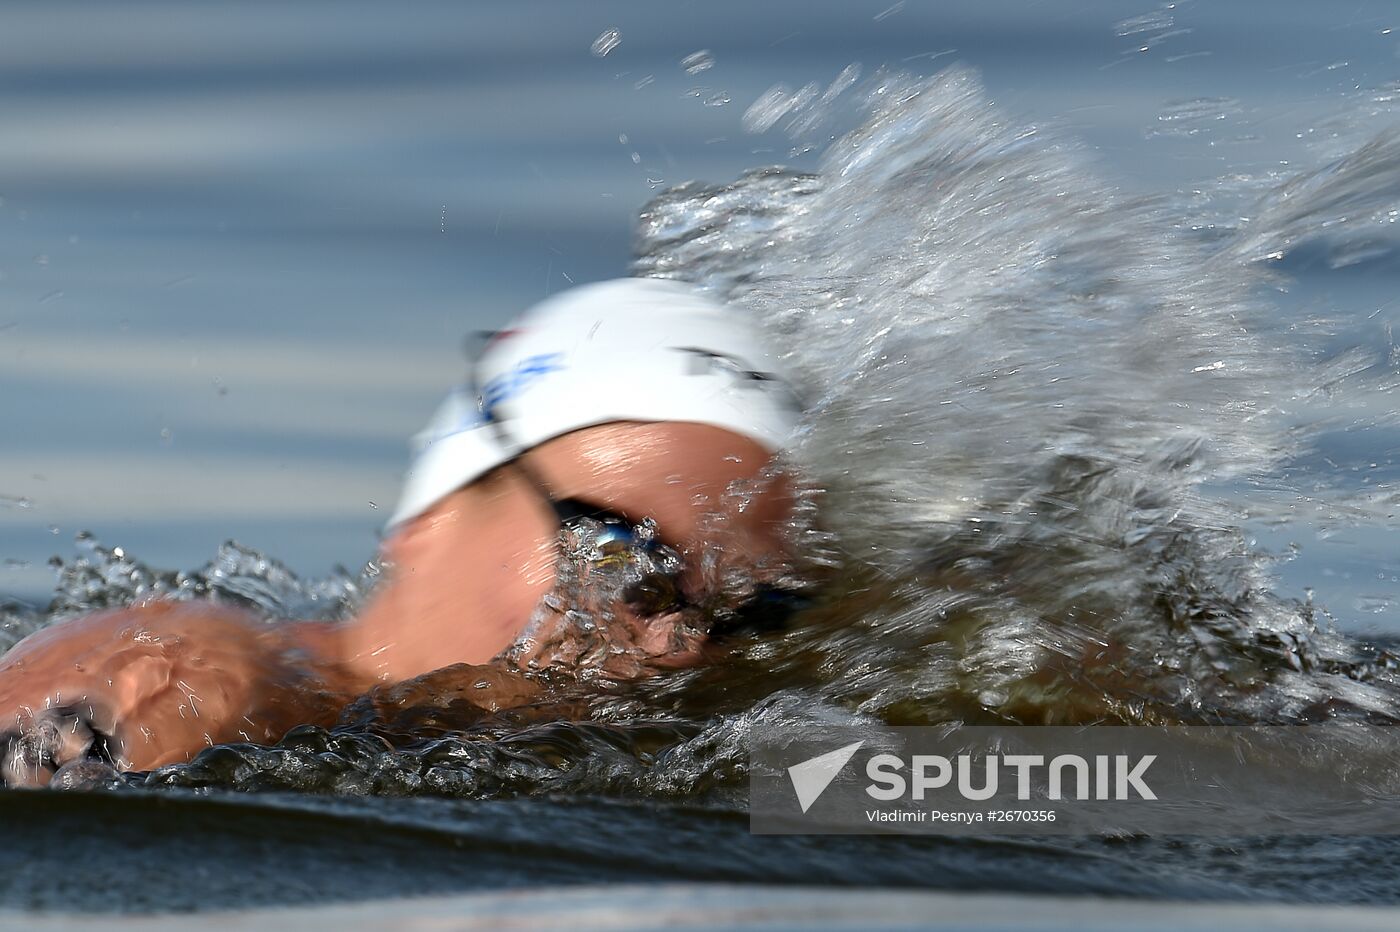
[481, 353, 566, 419]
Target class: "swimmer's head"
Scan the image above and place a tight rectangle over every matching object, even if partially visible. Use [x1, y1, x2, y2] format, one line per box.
[388, 278, 799, 528]
[477, 277, 798, 454]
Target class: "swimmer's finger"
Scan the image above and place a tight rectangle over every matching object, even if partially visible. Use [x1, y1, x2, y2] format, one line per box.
[1, 728, 48, 788]
[0, 707, 112, 789]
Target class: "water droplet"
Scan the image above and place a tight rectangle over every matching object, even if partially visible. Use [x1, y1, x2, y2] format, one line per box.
[1116, 11, 1173, 36]
[743, 85, 796, 133]
[978, 689, 1009, 708]
[590, 28, 621, 58]
[873, 1, 904, 22]
[1148, 97, 1242, 138]
[681, 50, 714, 74]
[704, 92, 730, 108]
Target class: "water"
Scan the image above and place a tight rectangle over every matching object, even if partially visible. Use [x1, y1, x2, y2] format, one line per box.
[5, 0, 1400, 915]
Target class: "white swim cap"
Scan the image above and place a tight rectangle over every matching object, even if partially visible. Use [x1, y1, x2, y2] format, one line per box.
[384, 387, 510, 528]
[478, 277, 798, 455]
[387, 278, 798, 529]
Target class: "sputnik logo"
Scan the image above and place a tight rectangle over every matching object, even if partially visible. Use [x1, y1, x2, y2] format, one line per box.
[787, 740, 865, 813]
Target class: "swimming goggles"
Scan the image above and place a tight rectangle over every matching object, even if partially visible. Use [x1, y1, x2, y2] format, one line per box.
[471, 351, 806, 633]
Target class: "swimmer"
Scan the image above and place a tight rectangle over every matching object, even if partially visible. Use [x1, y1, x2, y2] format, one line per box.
[0, 278, 802, 786]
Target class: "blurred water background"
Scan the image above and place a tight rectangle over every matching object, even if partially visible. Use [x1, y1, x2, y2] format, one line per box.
[0, 0, 1397, 628]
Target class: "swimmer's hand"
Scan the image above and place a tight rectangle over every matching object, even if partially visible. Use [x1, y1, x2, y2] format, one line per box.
[1, 703, 119, 789]
[0, 602, 355, 787]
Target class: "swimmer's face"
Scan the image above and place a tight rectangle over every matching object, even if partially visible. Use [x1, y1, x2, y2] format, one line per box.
[521, 422, 796, 605]
[378, 421, 794, 677]
[373, 466, 561, 677]
[510, 422, 796, 673]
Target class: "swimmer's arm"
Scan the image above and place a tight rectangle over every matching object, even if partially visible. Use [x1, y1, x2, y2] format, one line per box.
[0, 601, 366, 785]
